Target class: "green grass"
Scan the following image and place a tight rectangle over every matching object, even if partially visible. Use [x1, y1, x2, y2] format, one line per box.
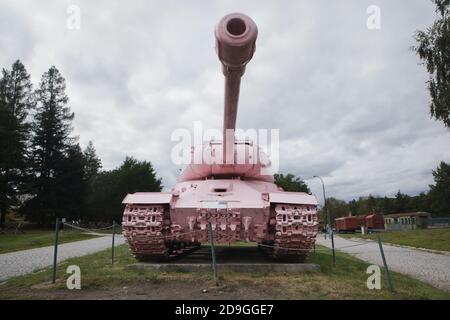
[1, 244, 448, 300]
[0, 230, 100, 254]
[339, 228, 450, 252]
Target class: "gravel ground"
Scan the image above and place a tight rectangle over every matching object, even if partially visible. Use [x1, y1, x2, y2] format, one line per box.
[0, 235, 125, 282]
[316, 234, 450, 292]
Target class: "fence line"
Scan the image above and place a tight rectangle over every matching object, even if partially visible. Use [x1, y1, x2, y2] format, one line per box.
[50, 219, 396, 293]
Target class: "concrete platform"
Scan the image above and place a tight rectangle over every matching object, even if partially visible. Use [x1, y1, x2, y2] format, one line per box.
[127, 245, 320, 273]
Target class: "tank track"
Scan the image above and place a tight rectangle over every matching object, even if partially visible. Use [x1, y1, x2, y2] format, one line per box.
[122, 205, 200, 261]
[262, 203, 318, 262]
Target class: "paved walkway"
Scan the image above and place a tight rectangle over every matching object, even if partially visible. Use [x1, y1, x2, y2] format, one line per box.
[0, 235, 125, 282]
[316, 235, 450, 292]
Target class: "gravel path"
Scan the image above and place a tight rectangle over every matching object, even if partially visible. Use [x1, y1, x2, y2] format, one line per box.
[0, 235, 125, 282]
[316, 235, 450, 292]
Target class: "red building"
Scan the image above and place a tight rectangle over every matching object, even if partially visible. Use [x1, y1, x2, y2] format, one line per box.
[335, 213, 385, 233]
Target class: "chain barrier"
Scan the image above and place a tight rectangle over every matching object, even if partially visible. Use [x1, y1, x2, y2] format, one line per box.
[257, 240, 372, 252]
[63, 221, 375, 253]
[62, 222, 114, 236]
[62, 221, 397, 254]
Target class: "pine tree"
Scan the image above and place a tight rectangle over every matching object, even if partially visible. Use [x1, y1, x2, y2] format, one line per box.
[23, 66, 75, 224]
[0, 60, 33, 227]
[394, 190, 412, 213]
[367, 194, 377, 213]
[83, 141, 102, 220]
[54, 144, 86, 221]
[83, 141, 101, 182]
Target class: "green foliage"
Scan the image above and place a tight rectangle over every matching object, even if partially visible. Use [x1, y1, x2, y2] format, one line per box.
[324, 197, 349, 221]
[22, 66, 79, 225]
[89, 156, 162, 222]
[83, 141, 102, 220]
[83, 141, 101, 182]
[326, 162, 450, 222]
[326, 160, 450, 221]
[0, 60, 34, 227]
[274, 173, 310, 193]
[0, 61, 163, 225]
[428, 161, 450, 215]
[327, 191, 432, 222]
[54, 144, 87, 220]
[413, 0, 450, 128]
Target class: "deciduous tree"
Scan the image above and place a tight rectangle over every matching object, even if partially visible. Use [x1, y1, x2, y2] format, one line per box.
[274, 173, 310, 193]
[413, 0, 450, 128]
[428, 161, 450, 216]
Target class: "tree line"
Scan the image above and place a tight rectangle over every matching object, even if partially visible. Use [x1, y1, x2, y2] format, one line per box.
[281, 0, 450, 222]
[274, 166, 450, 222]
[0, 60, 161, 227]
[1, 59, 448, 227]
[320, 161, 450, 222]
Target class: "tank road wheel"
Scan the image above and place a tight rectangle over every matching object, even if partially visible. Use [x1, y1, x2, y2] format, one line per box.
[264, 203, 318, 262]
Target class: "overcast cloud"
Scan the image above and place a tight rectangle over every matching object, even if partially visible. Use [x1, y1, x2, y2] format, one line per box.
[1, 0, 449, 202]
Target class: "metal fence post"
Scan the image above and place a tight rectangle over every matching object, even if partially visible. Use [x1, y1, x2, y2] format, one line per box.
[111, 221, 116, 265]
[208, 221, 218, 286]
[377, 234, 394, 293]
[330, 229, 336, 266]
[52, 217, 60, 284]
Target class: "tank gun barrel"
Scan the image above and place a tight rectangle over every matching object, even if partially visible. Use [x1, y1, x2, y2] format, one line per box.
[215, 13, 258, 163]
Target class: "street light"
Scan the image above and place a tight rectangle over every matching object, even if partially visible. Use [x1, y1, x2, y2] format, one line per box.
[313, 175, 336, 266]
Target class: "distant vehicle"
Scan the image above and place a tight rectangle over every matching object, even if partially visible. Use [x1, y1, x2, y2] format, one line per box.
[335, 213, 384, 233]
[335, 216, 359, 233]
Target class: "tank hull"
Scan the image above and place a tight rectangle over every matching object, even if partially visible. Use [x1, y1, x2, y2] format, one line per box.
[122, 179, 319, 261]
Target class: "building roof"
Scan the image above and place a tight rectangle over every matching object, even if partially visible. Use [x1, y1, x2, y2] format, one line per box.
[384, 212, 430, 218]
[366, 213, 382, 218]
[335, 216, 357, 221]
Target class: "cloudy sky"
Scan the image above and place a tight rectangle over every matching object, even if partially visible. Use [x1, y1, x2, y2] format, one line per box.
[1, 0, 449, 202]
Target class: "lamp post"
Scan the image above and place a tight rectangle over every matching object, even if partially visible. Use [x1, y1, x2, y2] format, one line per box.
[313, 175, 336, 266]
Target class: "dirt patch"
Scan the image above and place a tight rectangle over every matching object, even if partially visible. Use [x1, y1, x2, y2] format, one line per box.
[10, 278, 285, 300]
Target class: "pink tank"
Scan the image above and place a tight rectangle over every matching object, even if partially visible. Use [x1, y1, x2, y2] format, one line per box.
[122, 13, 319, 262]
